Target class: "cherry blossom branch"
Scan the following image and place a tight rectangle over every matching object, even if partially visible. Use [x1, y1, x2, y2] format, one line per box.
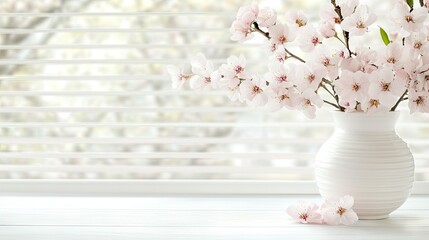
[420, 68, 429, 74]
[252, 22, 306, 63]
[334, 34, 347, 47]
[390, 89, 408, 111]
[323, 78, 345, 111]
[321, 84, 337, 101]
[419, 0, 424, 7]
[284, 48, 306, 63]
[321, 84, 343, 110]
[331, 0, 352, 56]
[324, 100, 341, 110]
[252, 22, 270, 38]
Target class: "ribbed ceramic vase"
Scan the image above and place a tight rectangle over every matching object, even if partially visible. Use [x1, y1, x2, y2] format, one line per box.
[315, 111, 414, 220]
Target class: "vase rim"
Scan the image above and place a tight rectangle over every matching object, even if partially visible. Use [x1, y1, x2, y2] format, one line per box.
[330, 110, 400, 117]
[330, 110, 400, 131]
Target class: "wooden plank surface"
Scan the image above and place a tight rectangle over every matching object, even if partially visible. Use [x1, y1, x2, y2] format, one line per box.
[0, 195, 427, 240]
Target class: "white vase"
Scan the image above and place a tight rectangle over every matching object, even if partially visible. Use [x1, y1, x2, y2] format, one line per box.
[315, 111, 414, 220]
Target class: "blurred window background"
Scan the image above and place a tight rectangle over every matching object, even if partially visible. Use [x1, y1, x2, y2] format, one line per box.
[0, 0, 427, 182]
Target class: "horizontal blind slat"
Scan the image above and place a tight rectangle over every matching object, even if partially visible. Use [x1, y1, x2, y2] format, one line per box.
[0, 28, 228, 34]
[0, 107, 415, 113]
[0, 122, 426, 127]
[0, 59, 229, 65]
[0, 107, 256, 113]
[0, 122, 334, 128]
[0, 44, 259, 50]
[0, 91, 226, 96]
[0, 152, 426, 160]
[0, 165, 313, 174]
[0, 152, 316, 159]
[0, 137, 326, 145]
[0, 12, 237, 17]
[0, 75, 167, 81]
[3, 166, 428, 174]
[0, 137, 429, 145]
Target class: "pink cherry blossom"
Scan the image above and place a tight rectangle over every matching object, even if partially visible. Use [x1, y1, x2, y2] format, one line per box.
[230, 20, 253, 42]
[295, 63, 327, 92]
[268, 23, 296, 46]
[265, 42, 278, 54]
[265, 62, 295, 87]
[339, 0, 360, 17]
[219, 55, 249, 80]
[239, 75, 268, 107]
[286, 200, 322, 224]
[270, 47, 287, 63]
[298, 25, 323, 52]
[311, 47, 340, 80]
[167, 65, 190, 89]
[189, 54, 219, 91]
[190, 71, 220, 91]
[286, 10, 308, 28]
[225, 76, 242, 101]
[377, 42, 404, 68]
[340, 57, 361, 73]
[354, 46, 378, 73]
[218, 67, 242, 101]
[409, 90, 429, 113]
[218, 55, 250, 101]
[319, 4, 341, 26]
[318, 21, 336, 38]
[190, 53, 211, 76]
[266, 86, 298, 111]
[391, 2, 428, 37]
[256, 7, 277, 28]
[235, 3, 259, 25]
[297, 89, 324, 119]
[393, 46, 423, 90]
[335, 70, 369, 103]
[264, 42, 286, 63]
[405, 32, 429, 55]
[361, 98, 389, 114]
[230, 3, 259, 42]
[368, 67, 405, 107]
[417, 69, 429, 92]
[321, 195, 359, 226]
[340, 5, 376, 36]
[341, 46, 376, 73]
[339, 96, 357, 112]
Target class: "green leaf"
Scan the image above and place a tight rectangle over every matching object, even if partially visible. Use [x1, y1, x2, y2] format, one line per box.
[407, 0, 414, 8]
[379, 27, 390, 46]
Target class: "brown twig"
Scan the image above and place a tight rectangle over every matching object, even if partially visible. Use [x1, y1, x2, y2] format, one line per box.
[390, 90, 408, 111]
[334, 34, 347, 47]
[252, 22, 270, 38]
[284, 48, 306, 63]
[324, 100, 341, 110]
[322, 78, 345, 111]
[251, 22, 305, 63]
[330, 0, 352, 56]
[321, 84, 337, 101]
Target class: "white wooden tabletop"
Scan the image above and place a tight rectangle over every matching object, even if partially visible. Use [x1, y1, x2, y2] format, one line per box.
[0, 195, 427, 240]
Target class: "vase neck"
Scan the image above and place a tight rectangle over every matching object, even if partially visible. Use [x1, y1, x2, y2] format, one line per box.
[332, 111, 400, 132]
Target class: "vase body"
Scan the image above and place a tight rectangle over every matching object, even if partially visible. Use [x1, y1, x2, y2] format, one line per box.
[315, 111, 414, 220]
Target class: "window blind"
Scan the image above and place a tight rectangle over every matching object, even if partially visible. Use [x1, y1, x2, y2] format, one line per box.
[0, 0, 428, 194]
